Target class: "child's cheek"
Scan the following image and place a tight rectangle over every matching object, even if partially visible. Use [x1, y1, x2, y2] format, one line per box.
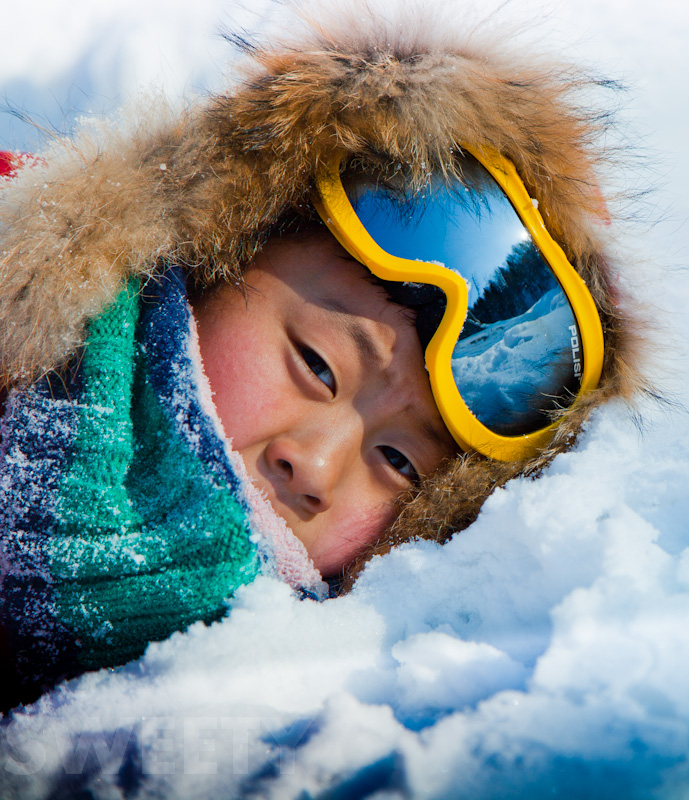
[307, 500, 395, 577]
[197, 319, 286, 450]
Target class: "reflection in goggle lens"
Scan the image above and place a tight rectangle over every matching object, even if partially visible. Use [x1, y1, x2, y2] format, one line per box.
[344, 157, 583, 435]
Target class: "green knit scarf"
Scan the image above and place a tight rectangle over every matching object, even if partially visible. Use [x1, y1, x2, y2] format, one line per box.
[48, 278, 260, 669]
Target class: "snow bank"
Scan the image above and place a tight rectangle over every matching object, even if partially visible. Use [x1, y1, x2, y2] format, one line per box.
[2, 1, 689, 798]
[3, 396, 689, 798]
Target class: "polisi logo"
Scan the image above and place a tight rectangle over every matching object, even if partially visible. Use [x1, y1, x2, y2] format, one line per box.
[569, 324, 582, 378]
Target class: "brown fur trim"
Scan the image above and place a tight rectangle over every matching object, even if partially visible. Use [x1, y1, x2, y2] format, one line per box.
[0, 3, 649, 580]
[341, 453, 524, 590]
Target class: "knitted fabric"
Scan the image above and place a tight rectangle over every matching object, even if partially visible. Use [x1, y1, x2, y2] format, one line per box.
[0, 266, 325, 703]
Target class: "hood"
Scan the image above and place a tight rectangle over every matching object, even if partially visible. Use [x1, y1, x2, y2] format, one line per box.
[0, 2, 644, 577]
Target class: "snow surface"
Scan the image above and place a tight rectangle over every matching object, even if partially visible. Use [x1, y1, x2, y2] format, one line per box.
[2, 1, 689, 798]
[452, 288, 577, 433]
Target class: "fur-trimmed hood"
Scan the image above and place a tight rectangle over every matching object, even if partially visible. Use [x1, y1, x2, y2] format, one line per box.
[0, 3, 644, 576]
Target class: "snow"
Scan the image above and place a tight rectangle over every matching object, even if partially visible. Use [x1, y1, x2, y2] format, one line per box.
[2, 1, 689, 798]
[452, 288, 577, 433]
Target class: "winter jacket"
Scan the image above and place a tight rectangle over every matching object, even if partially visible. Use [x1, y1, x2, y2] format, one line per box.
[0, 258, 325, 709]
[0, 4, 641, 708]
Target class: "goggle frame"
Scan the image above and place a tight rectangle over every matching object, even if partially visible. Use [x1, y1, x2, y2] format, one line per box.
[313, 146, 604, 461]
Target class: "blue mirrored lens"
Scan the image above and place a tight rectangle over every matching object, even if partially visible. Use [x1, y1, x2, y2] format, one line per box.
[344, 158, 583, 435]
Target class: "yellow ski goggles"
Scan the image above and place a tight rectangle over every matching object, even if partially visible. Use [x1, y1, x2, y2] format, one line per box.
[314, 147, 604, 462]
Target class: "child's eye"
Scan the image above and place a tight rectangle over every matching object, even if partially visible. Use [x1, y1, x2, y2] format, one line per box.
[299, 346, 336, 393]
[379, 445, 420, 484]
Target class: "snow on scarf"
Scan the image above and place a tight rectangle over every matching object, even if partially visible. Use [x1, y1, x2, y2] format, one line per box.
[0, 266, 326, 707]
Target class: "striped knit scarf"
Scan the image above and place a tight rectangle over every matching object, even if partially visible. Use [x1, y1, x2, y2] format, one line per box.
[0, 267, 325, 706]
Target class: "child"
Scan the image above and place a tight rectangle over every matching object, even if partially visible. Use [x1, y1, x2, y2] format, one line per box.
[192, 230, 457, 576]
[0, 7, 640, 711]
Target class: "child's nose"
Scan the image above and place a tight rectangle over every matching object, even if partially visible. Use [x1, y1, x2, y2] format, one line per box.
[264, 427, 354, 514]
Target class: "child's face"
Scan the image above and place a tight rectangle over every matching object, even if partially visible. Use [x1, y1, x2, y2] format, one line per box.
[192, 232, 455, 576]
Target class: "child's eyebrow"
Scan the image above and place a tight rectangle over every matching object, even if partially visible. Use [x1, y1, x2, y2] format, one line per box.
[318, 296, 454, 459]
[318, 297, 385, 370]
